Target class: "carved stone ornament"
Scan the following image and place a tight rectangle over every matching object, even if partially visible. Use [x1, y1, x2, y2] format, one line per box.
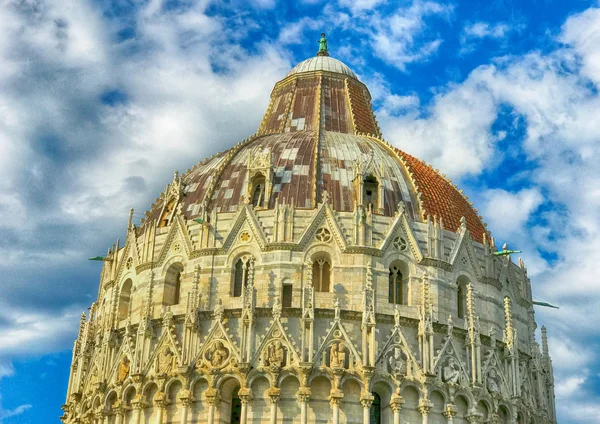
[486, 368, 501, 394]
[316, 228, 332, 243]
[155, 346, 176, 376]
[329, 342, 347, 369]
[204, 340, 231, 369]
[441, 357, 461, 385]
[387, 348, 406, 377]
[117, 355, 130, 384]
[263, 340, 286, 370]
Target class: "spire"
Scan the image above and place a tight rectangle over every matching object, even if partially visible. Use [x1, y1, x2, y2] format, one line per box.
[541, 325, 549, 358]
[317, 32, 329, 57]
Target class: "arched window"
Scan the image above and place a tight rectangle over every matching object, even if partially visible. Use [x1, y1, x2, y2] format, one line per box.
[457, 283, 466, 319]
[388, 265, 403, 305]
[230, 388, 241, 424]
[364, 174, 379, 211]
[370, 392, 381, 424]
[164, 263, 183, 306]
[312, 258, 331, 292]
[250, 173, 266, 208]
[232, 258, 250, 297]
[118, 279, 133, 321]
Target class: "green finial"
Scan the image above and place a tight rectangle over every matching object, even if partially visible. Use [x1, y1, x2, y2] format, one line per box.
[317, 33, 329, 57]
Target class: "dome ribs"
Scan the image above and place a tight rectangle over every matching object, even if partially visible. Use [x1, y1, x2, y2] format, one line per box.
[346, 79, 380, 137]
[394, 150, 488, 243]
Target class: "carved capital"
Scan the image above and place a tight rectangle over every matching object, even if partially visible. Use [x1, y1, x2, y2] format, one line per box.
[418, 398, 433, 416]
[151, 391, 166, 408]
[267, 387, 281, 404]
[466, 410, 483, 423]
[329, 389, 344, 407]
[178, 389, 193, 407]
[296, 387, 311, 403]
[205, 388, 221, 406]
[238, 387, 252, 404]
[443, 403, 458, 419]
[390, 393, 405, 412]
[131, 394, 147, 410]
[360, 393, 374, 409]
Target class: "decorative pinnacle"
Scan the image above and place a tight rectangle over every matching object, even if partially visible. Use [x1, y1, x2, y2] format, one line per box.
[317, 33, 329, 57]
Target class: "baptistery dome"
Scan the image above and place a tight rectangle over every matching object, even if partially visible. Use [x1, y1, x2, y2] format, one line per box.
[62, 39, 556, 424]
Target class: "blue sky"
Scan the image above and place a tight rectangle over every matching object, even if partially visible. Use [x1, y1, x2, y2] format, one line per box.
[1, 0, 599, 422]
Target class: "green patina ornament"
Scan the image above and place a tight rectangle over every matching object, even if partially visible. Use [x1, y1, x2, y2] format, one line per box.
[317, 32, 329, 56]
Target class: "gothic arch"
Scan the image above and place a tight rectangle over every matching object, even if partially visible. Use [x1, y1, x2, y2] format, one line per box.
[118, 278, 133, 322]
[339, 374, 365, 392]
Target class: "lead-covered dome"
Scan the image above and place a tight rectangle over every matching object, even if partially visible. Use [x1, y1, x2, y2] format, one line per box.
[143, 52, 488, 242]
[287, 56, 357, 79]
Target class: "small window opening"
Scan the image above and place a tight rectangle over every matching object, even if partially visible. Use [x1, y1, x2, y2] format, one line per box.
[388, 266, 403, 305]
[312, 258, 331, 292]
[233, 258, 250, 297]
[282, 284, 293, 308]
[363, 175, 379, 211]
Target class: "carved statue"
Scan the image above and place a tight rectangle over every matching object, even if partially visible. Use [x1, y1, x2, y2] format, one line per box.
[117, 355, 130, 384]
[155, 346, 175, 375]
[442, 358, 461, 384]
[394, 305, 401, 327]
[209, 341, 229, 368]
[214, 298, 224, 321]
[487, 369, 501, 394]
[318, 33, 328, 54]
[265, 340, 285, 368]
[330, 342, 346, 368]
[388, 348, 406, 376]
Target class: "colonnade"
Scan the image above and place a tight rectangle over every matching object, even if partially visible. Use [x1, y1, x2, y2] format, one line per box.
[90, 387, 499, 424]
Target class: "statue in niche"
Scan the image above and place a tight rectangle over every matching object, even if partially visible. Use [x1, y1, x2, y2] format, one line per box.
[117, 355, 130, 384]
[207, 341, 229, 368]
[487, 369, 501, 394]
[330, 342, 346, 369]
[442, 358, 461, 384]
[388, 348, 406, 376]
[264, 340, 285, 369]
[155, 346, 176, 375]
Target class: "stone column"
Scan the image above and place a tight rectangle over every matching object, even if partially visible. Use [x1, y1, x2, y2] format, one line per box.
[330, 391, 343, 424]
[444, 404, 457, 424]
[114, 409, 123, 424]
[360, 394, 374, 424]
[390, 391, 405, 424]
[179, 389, 193, 424]
[155, 392, 167, 424]
[268, 388, 281, 424]
[131, 395, 145, 424]
[239, 388, 252, 424]
[94, 411, 106, 424]
[297, 387, 311, 424]
[206, 388, 220, 424]
[418, 399, 433, 424]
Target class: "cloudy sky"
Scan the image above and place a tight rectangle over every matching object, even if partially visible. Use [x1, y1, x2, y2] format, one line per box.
[0, 0, 599, 422]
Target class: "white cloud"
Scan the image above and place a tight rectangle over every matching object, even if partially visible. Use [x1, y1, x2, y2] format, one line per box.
[463, 21, 511, 39]
[554, 374, 586, 398]
[361, 1, 452, 70]
[560, 7, 600, 85]
[0, 395, 31, 423]
[378, 9, 600, 422]
[481, 188, 543, 236]
[338, 0, 385, 12]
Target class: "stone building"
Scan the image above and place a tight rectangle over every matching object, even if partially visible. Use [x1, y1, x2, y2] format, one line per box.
[61, 40, 557, 424]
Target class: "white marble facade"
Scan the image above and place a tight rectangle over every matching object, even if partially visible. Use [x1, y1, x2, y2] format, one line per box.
[61, 194, 556, 424]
